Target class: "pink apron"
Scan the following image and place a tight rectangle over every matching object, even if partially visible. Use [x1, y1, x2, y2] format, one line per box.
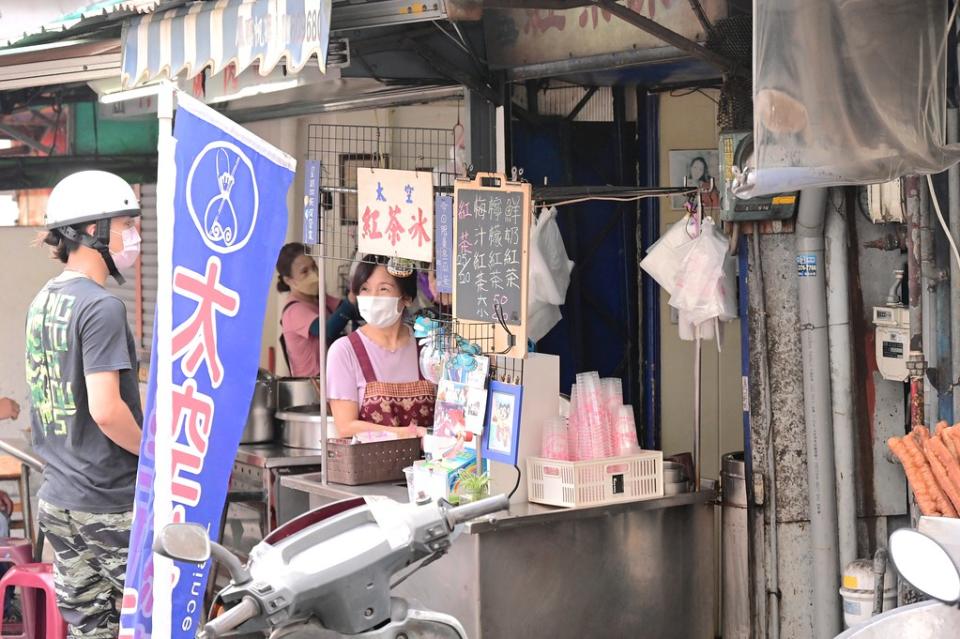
[347, 332, 436, 429]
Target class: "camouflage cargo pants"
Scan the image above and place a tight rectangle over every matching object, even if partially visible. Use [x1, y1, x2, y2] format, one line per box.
[38, 500, 132, 639]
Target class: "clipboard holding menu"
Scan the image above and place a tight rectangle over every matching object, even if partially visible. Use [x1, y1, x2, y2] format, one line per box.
[453, 172, 531, 359]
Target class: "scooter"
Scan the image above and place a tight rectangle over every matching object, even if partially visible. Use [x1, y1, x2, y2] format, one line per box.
[153, 494, 509, 638]
[833, 516, 960, 638]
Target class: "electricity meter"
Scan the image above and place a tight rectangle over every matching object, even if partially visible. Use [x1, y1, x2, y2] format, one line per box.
[873, 306, 909, 382]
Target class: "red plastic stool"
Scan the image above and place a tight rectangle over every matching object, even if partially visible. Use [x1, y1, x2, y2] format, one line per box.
[0, 539, 35, 638]
[0, 564, 65, 639]
[0, 539, 33, 569]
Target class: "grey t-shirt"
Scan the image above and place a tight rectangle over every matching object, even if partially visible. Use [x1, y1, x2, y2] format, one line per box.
[25, 273, 141, 513]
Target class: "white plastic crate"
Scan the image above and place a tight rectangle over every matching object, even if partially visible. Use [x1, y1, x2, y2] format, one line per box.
[526, 451, 664, 508]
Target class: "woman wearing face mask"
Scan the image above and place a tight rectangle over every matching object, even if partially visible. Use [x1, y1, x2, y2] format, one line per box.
[275, 243, 359, 377]
[326, 256, 435, 438]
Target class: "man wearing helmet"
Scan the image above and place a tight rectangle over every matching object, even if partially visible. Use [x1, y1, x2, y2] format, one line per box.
[25, 170, 143, 638]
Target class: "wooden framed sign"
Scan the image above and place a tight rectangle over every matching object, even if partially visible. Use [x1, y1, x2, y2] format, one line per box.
[356, 167, 434, 262]
[453, 172, 531, 359]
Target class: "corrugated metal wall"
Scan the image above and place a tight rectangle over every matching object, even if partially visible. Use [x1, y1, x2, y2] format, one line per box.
[140, 184, 157, 354]
[512, 84, 614, 122]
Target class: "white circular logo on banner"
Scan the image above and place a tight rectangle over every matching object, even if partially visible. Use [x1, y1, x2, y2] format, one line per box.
[186, 141, 259, 254]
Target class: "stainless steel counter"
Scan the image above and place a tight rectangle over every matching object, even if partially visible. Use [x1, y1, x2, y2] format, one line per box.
[235, 443, 325, 469]
[282, 474, 717, 638]
[228, 444, 324, 544]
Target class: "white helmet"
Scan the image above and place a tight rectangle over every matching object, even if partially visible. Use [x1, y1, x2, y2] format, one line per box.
[46, 170, 140, 228]
[44, 170, 141, 284]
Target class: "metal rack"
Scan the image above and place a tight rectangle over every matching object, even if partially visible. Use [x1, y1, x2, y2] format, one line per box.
[304, 123, 527, 383]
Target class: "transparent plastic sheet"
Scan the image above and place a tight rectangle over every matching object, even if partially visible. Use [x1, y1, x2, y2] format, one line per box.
[737, 0, 960, 198]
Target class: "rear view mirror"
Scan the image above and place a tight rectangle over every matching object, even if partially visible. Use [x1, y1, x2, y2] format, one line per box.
[153, 523, 212, 564]
[890, 528, 960, 604]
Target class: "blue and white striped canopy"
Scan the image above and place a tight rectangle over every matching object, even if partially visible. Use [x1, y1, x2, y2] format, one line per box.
[121, 0, 331, 88]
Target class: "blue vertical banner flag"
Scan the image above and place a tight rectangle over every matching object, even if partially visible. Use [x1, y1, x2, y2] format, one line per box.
[120, 91, 295, 639]
[435, 194, 453, 294]
[303, 160, 320, 244]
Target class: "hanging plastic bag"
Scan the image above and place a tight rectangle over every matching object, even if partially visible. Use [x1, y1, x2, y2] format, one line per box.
[528, 206, 574, 342]
[639, 214, 699, 295]
[739, 0, 960, 197]
[669, 217, 730, 326]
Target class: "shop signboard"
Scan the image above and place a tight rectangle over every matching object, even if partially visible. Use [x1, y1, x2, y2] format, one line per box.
[119, 91, 295, 639]
[483, 0, 727, 68]
[303, 160, 321, 244]
[356, 168, 435, 262]
[435, 194, 454, 293]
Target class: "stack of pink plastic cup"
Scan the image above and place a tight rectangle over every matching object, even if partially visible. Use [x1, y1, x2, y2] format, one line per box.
[601, 378, 623, 456]
[541, 417, 570, 460]
[614, 405, 641, 456]
[574, 373, 607, 460]
[567, 385, 581, 461]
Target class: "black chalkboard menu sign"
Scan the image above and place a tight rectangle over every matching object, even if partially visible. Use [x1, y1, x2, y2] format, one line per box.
[453, 174, 530, 359]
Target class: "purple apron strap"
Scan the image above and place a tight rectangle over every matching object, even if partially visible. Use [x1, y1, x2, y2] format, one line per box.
[348, 332, 378, 384]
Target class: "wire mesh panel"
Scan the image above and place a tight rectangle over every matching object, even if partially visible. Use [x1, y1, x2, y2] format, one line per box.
[306, 123, 524, 385]
[307, 124, 458, 265]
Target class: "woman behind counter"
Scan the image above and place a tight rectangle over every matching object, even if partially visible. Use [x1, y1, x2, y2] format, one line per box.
[276, 243, 359, 377]
[327, 257, 436, 438]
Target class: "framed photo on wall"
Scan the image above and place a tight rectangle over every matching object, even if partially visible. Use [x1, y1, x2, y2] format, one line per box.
[339, 153, 388, 225]
[668, 149, 721, 211]
[481, 381, 523, 465]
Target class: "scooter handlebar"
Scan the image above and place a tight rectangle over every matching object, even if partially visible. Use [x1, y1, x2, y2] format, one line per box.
[446, 494, 509, 527]
[201, 596, 260, 639]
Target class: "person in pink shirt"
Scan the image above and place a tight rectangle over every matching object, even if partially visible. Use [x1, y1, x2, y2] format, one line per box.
[275, 243, 359, 377]
[327, 256, 436, 438]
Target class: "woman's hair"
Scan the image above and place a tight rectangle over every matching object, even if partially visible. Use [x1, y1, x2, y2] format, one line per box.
[275, 242, 305, 293]
[350, 255, 418, 300]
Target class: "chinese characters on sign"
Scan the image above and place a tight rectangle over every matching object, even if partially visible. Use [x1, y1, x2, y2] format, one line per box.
[120, 92, 295, 639]
[454, 189, 525, 325]
[356, 168, 435, 262]
[435, 195, 454, 294]
[302, 160, 320, 244]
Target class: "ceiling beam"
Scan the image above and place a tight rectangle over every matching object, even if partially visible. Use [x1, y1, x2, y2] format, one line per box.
[592, 0, 739, 75]
[0, 123, 47, 154]
[405, 38, 501, 105]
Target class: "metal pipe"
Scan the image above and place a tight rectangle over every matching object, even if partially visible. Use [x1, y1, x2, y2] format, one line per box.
[950, 109, 960, 421]
[751, 229, 780, 639]
[738, 236, 759, 633]
[637, 89, 661, 450]
[921, 181, 937, 424]
[904, 177, 926, 432]
[795, 187, 842, 637]
[825, 188, 858, 573]
[872, 548, 888, 615]
[318, 250, 329, 485]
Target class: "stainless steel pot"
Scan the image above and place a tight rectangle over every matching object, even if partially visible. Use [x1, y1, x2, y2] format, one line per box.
[276, 377, 321, 410]
[241, 369, 276, 444]
[276, 404, 337, 449]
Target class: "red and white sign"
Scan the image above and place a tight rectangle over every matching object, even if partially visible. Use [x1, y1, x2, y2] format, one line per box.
[357, 168, 434, 262]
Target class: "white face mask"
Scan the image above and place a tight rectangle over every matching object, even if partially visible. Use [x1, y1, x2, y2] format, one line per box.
[357, 295, 404, 329]
[110, 227, 141, 272]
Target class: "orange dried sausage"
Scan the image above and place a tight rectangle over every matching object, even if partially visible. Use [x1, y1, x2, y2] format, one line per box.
[904, 433, 957, 517]
[889, 436, 939, 516]
[926, 438, 960, 514]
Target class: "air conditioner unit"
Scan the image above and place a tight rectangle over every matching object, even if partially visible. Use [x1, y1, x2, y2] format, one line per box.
[719, 131, 799, 222]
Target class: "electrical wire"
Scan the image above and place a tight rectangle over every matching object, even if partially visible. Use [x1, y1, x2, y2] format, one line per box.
[927, 173, 960, 275]
[508, 464, 521, 499]
[546, 190, 696, 208]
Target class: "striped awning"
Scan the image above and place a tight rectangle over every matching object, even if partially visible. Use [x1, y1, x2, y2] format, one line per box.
[121, 0, 332, 88]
